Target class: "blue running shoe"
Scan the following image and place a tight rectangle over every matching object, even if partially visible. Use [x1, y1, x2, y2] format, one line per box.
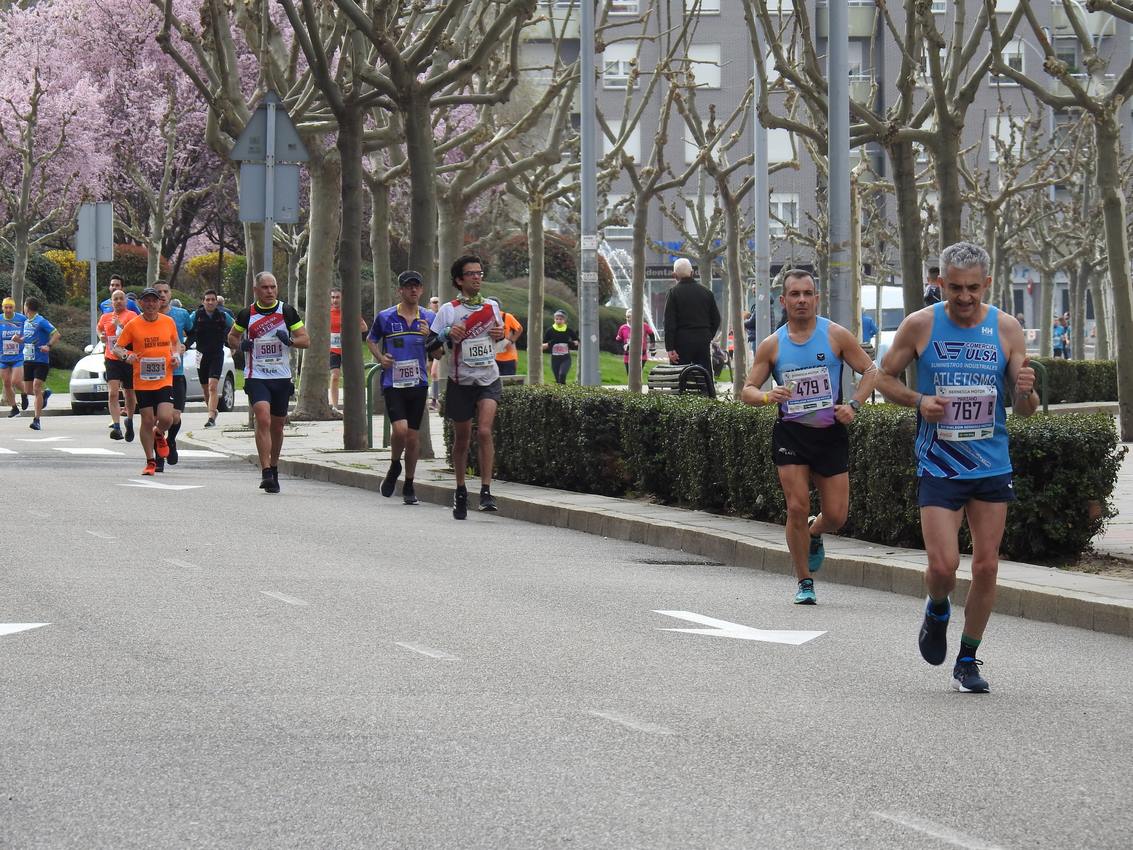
[952, 657, 990, 693]
[918, 598, 950, 665]
[807, 516, 824, 573]
[794, 578, 816, 605]
[42, 388, 52, 408]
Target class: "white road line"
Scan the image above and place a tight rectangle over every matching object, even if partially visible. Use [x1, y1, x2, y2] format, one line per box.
[85, 530, 116, 540]
[872, 812, 1007, 850]
[587, 710, 675, 736]
[55, 447, 124, 456]
[17, 436, 72, 442]
[0, 623, 50, 637]
[259, 590, 309, 607]
[0, 447, 16, 454]
[395, 642, 460, 661]
[163, 558, 197, 569]
[174, 449, 226, 458]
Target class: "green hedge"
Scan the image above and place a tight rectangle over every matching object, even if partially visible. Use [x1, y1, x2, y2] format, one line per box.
[465, 385, 1125, 561]
[1031, 357, 1117, 404]
[0, 248, 66, 304]
[479, 282, 625, 354]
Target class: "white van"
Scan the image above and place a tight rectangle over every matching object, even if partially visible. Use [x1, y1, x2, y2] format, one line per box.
[860, 285, 908, 366]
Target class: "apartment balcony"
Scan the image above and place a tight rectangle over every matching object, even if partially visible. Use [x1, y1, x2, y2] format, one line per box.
[849, 74, 874, 105]
[816, 1, 877, 38]
[1051, 71, 1116, 98]
[1051, 4, 1116, 38]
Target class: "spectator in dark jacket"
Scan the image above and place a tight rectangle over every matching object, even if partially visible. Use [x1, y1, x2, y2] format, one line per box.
[663, 258, 721, 376]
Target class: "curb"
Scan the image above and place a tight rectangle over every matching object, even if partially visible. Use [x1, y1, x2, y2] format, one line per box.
[183, 438, 1133, 640]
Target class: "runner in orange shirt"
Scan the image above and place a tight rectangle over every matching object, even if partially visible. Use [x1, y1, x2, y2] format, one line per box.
[494, 310, 523, 376]
[112, 288, 181, 475]
[97, 289, 138, 441]
[329, 288, 367, 411]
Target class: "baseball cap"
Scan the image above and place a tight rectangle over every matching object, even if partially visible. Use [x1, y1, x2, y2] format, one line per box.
[139, 287, 161, 299]
[398, 270, 424, 287]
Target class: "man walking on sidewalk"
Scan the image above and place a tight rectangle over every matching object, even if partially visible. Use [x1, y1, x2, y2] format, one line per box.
[876, 241, 1037, 693]
[187, 289, 233, 428]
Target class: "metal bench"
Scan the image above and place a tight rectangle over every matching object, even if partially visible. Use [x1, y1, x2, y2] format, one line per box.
[645, 363, 716, 398]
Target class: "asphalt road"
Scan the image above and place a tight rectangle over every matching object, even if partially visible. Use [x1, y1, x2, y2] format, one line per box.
[3, 414, 1132, 849]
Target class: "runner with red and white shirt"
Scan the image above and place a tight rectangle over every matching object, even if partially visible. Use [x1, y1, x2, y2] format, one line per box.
[427, 254, 505, 519]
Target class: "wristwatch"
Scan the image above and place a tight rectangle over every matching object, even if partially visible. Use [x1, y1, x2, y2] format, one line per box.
[848, 399, 862, 412]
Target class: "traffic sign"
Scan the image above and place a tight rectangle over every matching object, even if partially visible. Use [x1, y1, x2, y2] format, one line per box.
[76, 202, 113, 261]
[238, 162, 302, 224]
[231, 92, 309, 163]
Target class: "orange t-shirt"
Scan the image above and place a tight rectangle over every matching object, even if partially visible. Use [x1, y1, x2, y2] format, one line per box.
[495, 312, 523, 363]
[98, 310, 138, 361]
[115, 313, 179, 390]
[330, 307, 342, 354]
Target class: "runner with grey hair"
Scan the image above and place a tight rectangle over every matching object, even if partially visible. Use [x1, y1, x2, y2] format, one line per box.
[876, 240, 1038, 693]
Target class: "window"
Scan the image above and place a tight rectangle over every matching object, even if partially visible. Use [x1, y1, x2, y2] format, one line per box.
[767, 127, 795, 164]
[685, 195, 720, 240]
[992, 39, 1023, 85]
[686, 45, 722, 89]
[603, 120, 641, 163]
[1055, 39, 1079, 73]
[994, 0, 1018, 11]
[988, 115, 1025, 163]
[847, 39, 870, 81]
[767, 0, 794, 13]
[608, 0, 639, 14]
[604, 193, 633, 239]
[769, 193, 799, 237]
[603, 43, 637, 88]
[930, 1, 946, 12]
[685, 0, 720, 14]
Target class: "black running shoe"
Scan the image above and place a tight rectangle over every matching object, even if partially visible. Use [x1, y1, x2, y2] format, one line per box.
[204, 417, 216, 428]
[259, 469, 273, 490]
[453, 487, 468, 520]
[918, 598, 950, 666]
[479, 489, 497, 512]
[7, 406, 18, 418]
[29, 418, 41, 431]
[167, 438, 178, 465]
[124, 419, 134, 442]
[155, 457, 165, 473]
[21, 393, 28, 410]
[263, 475, 280, 494]
[381, 460, 402, 498]
[42, 389, 51, 408]
[109, 424, 123, 440]
[952, 657, 990, 693]
[402, 482, 419, 505]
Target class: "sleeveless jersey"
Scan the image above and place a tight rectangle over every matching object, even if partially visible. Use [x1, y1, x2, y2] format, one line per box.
[771, 317, 843, 428]
[915, 303, 1011, 479]
[245, 302, 292, 380]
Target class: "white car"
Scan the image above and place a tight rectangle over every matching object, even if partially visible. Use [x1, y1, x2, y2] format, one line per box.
[69, 342, 236, 414]
[861, 285, 907, 367]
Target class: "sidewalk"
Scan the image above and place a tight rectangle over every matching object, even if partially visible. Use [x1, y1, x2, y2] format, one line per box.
[179, 409, 1133, 640]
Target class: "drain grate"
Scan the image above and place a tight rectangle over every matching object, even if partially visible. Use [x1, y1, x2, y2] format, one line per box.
[632, 558, 723, 567]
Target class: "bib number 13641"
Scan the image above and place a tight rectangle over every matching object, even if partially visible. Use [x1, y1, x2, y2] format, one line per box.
[461, 336, 495, 367]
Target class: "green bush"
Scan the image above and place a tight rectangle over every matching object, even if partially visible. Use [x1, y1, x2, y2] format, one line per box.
[0, 277, 46, 306]
[1031, 357, 1117, 404]
[496, 231, 616, 303]
[471, 386, 1125, 560]
[479, 282, 624, 354]
[0, 248, 67, 304]
[222, 255, 248, 302]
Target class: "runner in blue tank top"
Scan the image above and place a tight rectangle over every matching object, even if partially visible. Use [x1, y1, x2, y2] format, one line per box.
[877, 242, 1038, 694]
[741, 269, 878, 606]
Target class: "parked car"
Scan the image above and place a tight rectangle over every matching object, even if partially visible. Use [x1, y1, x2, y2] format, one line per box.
[861, 285, 907, 367]
[69, 342, 236, 414]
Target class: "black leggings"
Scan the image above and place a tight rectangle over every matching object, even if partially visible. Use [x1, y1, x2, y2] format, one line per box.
[551, 354, 571, 384]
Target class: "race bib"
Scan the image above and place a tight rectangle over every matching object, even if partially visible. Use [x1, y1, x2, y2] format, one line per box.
[253, 336, 287, 374]
[2, 339, 16, 356]
[23, 343, 36, 361]
[330, 332, 342, 350]
[936, 385, 996, 441]
[494, 339, 510, 355]
[460, 335, 495, 367]
[140, 357, 167, 382]
[551, 343, 569, 356]
[783, 366, 834, 415]
[392, 359, 421, 388]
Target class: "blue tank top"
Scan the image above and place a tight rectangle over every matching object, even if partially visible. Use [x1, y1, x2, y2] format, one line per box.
[915, 303, 1011, 479]
[771, 316, 843, 427]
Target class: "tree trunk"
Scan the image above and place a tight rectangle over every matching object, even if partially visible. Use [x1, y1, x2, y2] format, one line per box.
[402, 92, 438, 277]
[724, 194, 746, 396]
[849, 176, 862, 344]
[1070, 264, 1086, 359]
[935, 127, 963, 248]
[1089, 268, 1109, 359]
[628, 188, 649, 394]
[243, 221, 264, 305]
[338, 111, 367, 450]
[1094, 116, 1133, 439]
[368, 180, 393, 310]
[147, 208, 164, 286]
[1039, 257, 1053, 356]
[993, 230, 1011, 314]
[291, 152, 341, 420]
[527, 200, 546, 385]
[11, 226, 30, 308]
[437, 192, 466, 293]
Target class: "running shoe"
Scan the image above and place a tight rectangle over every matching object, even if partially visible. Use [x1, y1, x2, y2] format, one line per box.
[204, 416, 216, 428]
[7, 406, 18, 418]
[807, 516, 825, 573]
[166, 437, 178, 465]
[402, 482, 419, 505]
[381, 460, 402, 498]
[952, 657, 990, 693]
[479, 489, 497, 512]
[453, 487, 468, 520]
[153, 428, 169, 458]
[142, 459, 157, 476]
[263, 468, 280, 494]
[124, 418, 134, 442]
[29, 418, 41, 431]
[42, 389, 51, 408]
[259, 469, 273, 490]
[109, 424, 123, 440]
[794, 578, 816, 605]
[20, 393, 28, 410]
[918, 598, 951, 666]
[155, 457, 165, 473]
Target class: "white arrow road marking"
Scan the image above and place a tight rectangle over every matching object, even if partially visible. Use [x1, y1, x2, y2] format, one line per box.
[395, 642, 459, 661]
[872, 812, 1007, 850]
[116, 479, 203, 491]
[654, 610, 825, 645]
[0, 447, 16, 454]
[259, 590, 309, 607]
[0, 623, 50, 637]
[174, 449, 226, 459]
[85, 530, 116, 540]
[56, 447, 124, 456]
[588, 710, 674, 735]
[17, 436, 73, 442]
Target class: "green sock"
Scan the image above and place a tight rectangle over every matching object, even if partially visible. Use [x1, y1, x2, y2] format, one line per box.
[958, 635, 981, 661]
